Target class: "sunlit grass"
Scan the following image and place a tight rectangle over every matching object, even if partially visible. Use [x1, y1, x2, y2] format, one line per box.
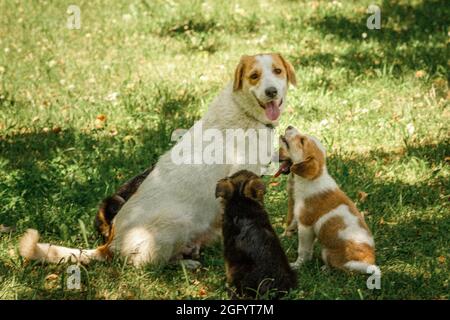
[0, 0, 448, 299]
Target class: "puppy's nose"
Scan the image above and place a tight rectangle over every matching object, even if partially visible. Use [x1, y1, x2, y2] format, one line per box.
[286, 125, 293, 130]
[265, 87, 278, 98]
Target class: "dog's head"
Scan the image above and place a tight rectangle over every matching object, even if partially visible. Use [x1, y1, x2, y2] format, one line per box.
[215, 170, 266, 204]
[277, 126, 326, 180]
[233, 53, 296, 124]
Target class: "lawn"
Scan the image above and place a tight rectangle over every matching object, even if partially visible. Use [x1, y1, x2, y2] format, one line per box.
[0, 0, 448, 299]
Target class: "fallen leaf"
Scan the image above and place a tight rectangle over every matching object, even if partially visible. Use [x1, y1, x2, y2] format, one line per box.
[379, 217, 385, 225]
[438, 256, 446, 264]
[358, 191, 368, 203]
[96, 114, 106, 121]
[45, 274, 58, 281]
[52, 126, 62, 134]
[444, 156, 450, 163]
[198, 288, 207, 297]
[269, 181, 280, 187]
[0, 224, 14, 233]
[415, 70, 426, 78]
[42, 127, 50, 133]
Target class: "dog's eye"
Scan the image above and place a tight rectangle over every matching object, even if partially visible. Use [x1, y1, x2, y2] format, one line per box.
[300, 137, 305, 145]
[250, 72, 259, 80]
[273, 68, 282, 74]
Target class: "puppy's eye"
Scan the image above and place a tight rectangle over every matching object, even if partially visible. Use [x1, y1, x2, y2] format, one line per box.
[250, 73, 259, 80]
[273, 68, 282, 74]
[300, 137, 305, 145]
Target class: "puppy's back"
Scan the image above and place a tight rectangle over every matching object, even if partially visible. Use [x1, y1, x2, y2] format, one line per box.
[223, 196, 297, 298]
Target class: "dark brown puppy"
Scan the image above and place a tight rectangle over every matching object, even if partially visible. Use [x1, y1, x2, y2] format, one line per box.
[95, 167, 152, 242]
[216, 170, 297, 299]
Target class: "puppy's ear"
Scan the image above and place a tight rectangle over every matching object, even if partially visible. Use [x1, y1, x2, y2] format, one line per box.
[277, 53, 297, 86]
[243, 178, 266, 203]
[233, 55, 247, 91]
[290, 157, 320, 180]
[215, 178, 234, 200]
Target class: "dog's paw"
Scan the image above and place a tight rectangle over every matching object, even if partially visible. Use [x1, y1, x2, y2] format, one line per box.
[181, 259, 202, 270]
[290, 261, 302, 270]
[281, 229, 294, 237]
[320, 265, 330, 272]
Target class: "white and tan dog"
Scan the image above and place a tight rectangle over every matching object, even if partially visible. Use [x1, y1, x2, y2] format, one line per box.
[19, 53, 296, 268]
[277, 126, 379, 274]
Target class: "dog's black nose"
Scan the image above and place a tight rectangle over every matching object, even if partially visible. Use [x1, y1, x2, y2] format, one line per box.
[287, 125, 293, 130]
[265, 87, 278, 98]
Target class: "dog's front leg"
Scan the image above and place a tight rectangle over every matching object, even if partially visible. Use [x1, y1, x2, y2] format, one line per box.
[290, 223, 315, 270]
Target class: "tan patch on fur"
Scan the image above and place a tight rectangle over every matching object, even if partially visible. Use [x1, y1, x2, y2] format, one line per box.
[299, 189, 356, 226]
[285, 176, 295, 229]
[233, 53, 296, 91]
[290, 135, 325, 180]
[271, 53, 297, 86]
[233, 55, 258, 91]
[96, 225, 115, 260]
[325, 242, 375, 270]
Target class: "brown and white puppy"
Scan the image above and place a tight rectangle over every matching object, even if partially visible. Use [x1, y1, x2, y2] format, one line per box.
[18, 53, 296, 268]
[278, 126, 379, 274]
[216, 170, 297, 299]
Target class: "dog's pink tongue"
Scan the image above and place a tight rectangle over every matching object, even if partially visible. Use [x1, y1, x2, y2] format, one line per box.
[265, 101, 280, 121]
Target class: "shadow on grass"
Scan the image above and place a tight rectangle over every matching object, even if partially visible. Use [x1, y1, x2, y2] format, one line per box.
[291, 0, 449, 77]
[0, 86, 201, 235]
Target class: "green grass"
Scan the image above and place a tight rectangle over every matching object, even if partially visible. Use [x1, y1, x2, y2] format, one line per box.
[0, 0, 449, 299]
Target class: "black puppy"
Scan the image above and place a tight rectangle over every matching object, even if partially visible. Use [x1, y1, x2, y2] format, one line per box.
[216, 170, 297, 299]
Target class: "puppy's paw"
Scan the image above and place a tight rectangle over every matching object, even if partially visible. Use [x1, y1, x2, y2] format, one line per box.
[290, 261, 302, 270]
[181, 259, 202, 270]
[281, 229, 294, 237]
[320, 265, 330, 273]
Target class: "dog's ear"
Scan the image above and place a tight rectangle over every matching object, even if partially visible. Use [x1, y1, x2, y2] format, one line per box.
[215, 178, 234, 200]
[290, 157, 320, 180]
[277, 53, 297, 86]
[243, 178, 266, 203]
[233, 55, 248, 91]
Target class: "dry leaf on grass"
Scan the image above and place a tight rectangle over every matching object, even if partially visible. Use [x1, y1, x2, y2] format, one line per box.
[52, 126, 62, 134]
[415, 70, 426, 78]
[198, 288, 207, 297]
[357, 191, 368, 202]
[45, 274, 59, 281]
[0, 224, 15, 233]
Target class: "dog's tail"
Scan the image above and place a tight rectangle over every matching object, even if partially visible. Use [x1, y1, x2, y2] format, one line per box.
[95, 167, 153, 242]
[19, 229, 111, 264]
[343, 261, 381, 275]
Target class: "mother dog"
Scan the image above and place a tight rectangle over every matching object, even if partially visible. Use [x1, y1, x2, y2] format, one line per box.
[19, 53, 296, 267]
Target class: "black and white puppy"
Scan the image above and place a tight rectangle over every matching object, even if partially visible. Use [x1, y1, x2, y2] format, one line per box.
[215, 170, 297, 299]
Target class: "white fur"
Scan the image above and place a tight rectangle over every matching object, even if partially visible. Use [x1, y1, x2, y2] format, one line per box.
[18, 54, 293, 267]
[252, 55, 287, 105]
[314, 204, 374, 247]
[293, 168, 337, 200]
[343, 260, 380, 274]
[19, 229, 105, 264]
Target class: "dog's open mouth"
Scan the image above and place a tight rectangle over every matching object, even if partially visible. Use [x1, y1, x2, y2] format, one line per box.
[273, 159, 292, 178]
[256, 97, 283, 121]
